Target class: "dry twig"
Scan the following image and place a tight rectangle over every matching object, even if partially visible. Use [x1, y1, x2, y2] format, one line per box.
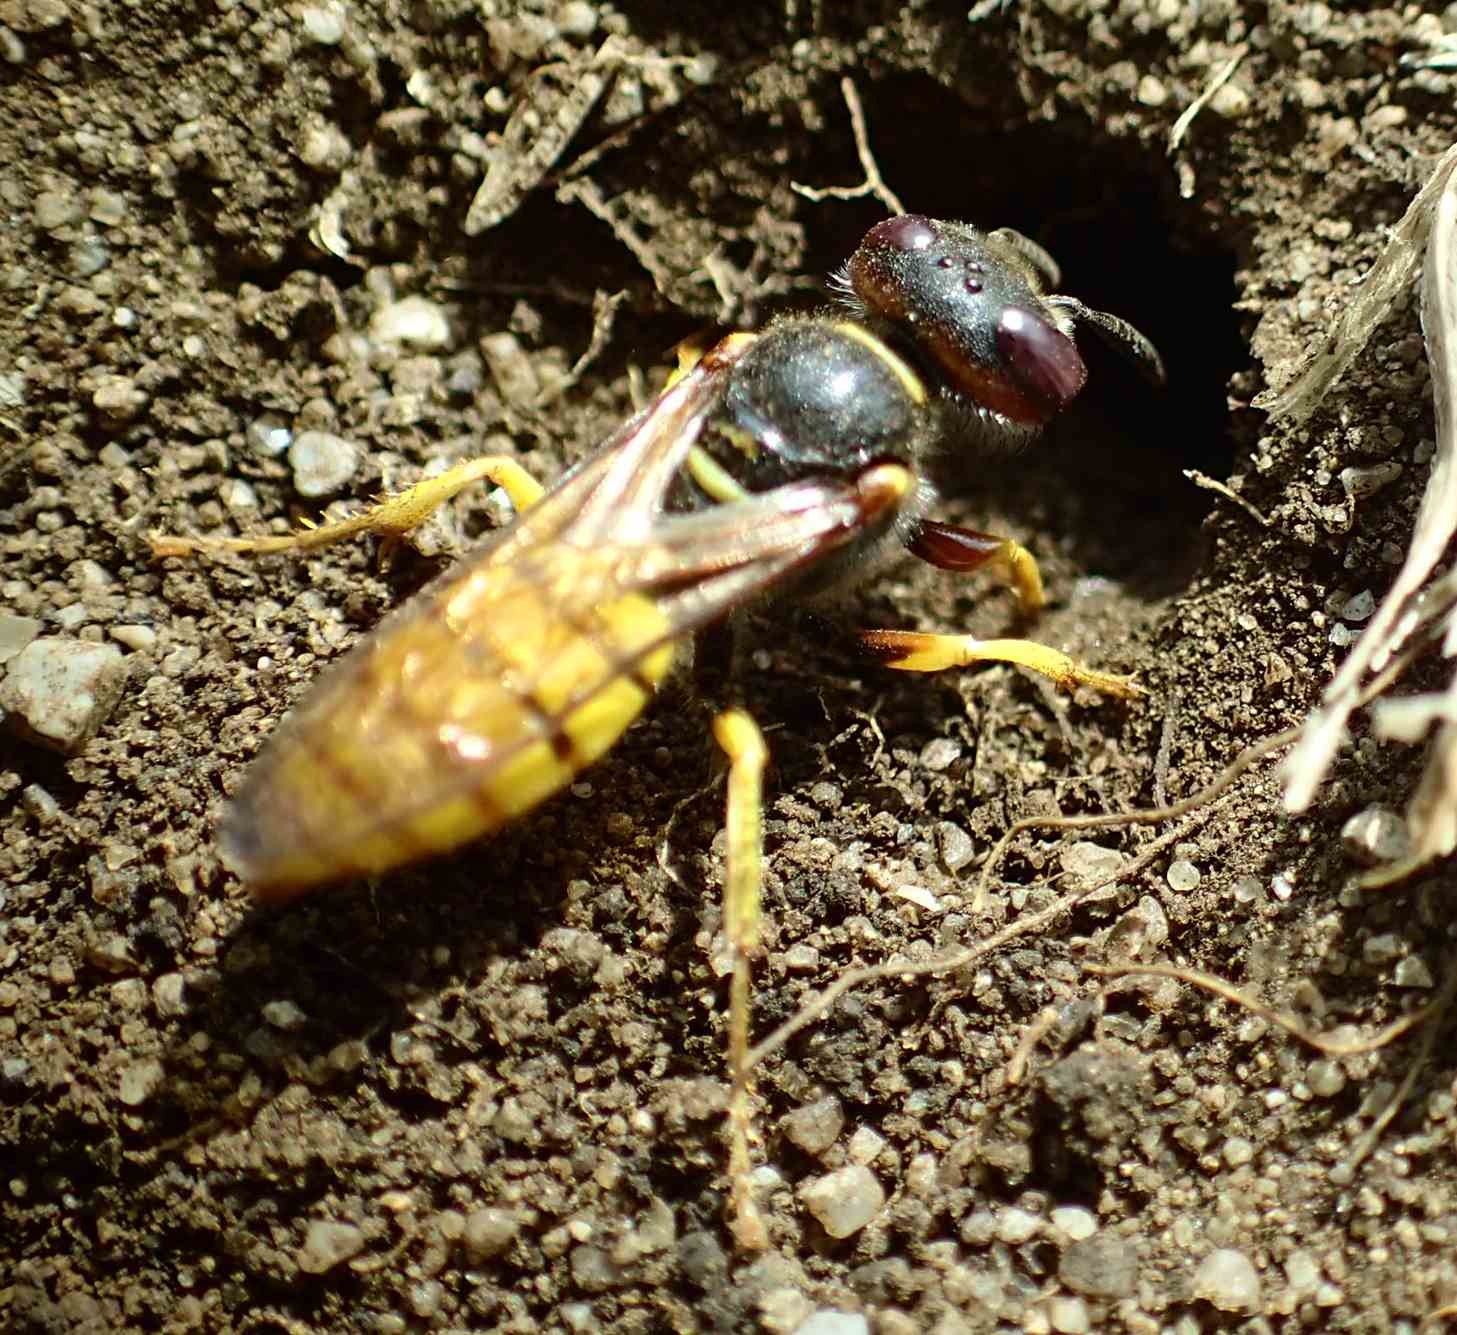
[791, 77, 907, 217]
[746, 728, 1298, 1075]
[1280, 143, 1457, 852]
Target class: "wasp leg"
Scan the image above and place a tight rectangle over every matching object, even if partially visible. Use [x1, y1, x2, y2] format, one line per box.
[909, 520, 1044, 617]
[858, 629, 1142, 698]
[149, 456, 545, 559]
[710, 706, 770, 1251]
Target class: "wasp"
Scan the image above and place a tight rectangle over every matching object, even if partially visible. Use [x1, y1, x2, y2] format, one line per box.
[152, 214, 1163, 1245]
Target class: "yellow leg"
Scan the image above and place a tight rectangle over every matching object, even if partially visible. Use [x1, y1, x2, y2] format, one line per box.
[149, 456, 545, 559]
[711, 706, 769, 1251]
[858, 629, 1142, 698]
[989, 540, 1045, 617]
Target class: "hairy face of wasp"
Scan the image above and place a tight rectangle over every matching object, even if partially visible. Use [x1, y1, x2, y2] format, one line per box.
[841, 213, 1092, 430]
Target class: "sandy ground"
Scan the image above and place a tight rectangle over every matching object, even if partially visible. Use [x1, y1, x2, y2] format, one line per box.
[3, 1, 1457, 1331]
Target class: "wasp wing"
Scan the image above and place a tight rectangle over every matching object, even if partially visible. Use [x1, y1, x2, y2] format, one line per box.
[222, 343, 902, 898]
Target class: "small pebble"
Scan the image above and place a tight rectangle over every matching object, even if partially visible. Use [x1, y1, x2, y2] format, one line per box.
[1221, 1137, 1254, 1168]
[1284, 1249, 1320, 1296]
[409, 1279, 444, 1318]
[34, 187, 82, 230]
[960, 1210, 996, 1246]
[481, 331, 540, 405]
[1136, 74, 1167, 106]
[288, 429, 360, 497]
[1340, 463, 1401, 501]
[1340, 589, 1375, 622]
[118, 1058, 164, 1106]
[794, 1314, 869, 1335]
[1116, 895, 1169, 956]
[569, 1243, 621, 1292]
[296, 1219, 365, 1274]
[1059, 841, 1125, 888]
[799, 1165, 885, 1239]
[371, 294, 452, 351]
[1191, 1247, 1261, 1311]
[299, 5, 345, 43]
[153, 973, 189, 1018]
[246, 413, 293, 457]
[1306, 1059, 1346, 1098]
[262, 1000, 308, 1031]
[1049, 1206, 1097, 1241]
[111, 977, 146, 1009]
[1394, 955, 1435, 989]
[809, 781, 842, 810]
[88, 188, 127, 226]
[21, 783, 62, 824]
[109, 624, 157, 652]
[1363, 933, 1402, 966]
[555, 2, 598, 40]
[1047, 1295, 1090, 1334]
[781, 1096, 844, 1156]
[1058, 1234, 1138, 1299]
[462, 1207, 519, 1260]
[1366, 104, 1407, 130]
[0, 615, 43, 664]
[298, 120, 352, 172]
[936, 821, 975, 871]
[1210, 82, 1250, 118]
[559, 1303, 592, 1332]
[72, 238, 110, 277]
[1166, 858, 1200, 891]
[0, 638, 129, 753]
[220, 478, 258, 514]
[996, 1206, 1042, 1244]
[919, 737, 962, 771]
[91, 374, 149, 424]
[1340, 807, 1409, 867]
[894, 884, 940, 913]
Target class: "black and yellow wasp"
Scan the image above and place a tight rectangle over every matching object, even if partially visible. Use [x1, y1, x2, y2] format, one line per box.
[152, 214, 1162, 1244]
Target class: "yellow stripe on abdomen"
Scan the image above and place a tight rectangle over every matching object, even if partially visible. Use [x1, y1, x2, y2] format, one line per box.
[229, 578, 678, 898]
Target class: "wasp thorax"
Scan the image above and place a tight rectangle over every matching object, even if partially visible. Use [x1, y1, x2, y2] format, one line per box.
[847, 214, 1087, 427]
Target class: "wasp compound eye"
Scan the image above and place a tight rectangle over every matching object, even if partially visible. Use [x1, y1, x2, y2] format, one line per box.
[996, 305, 1087, 419]
[847, 215, 1087, 426]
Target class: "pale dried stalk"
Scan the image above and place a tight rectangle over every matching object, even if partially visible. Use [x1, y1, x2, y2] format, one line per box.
[1281, 144, 1457, 835]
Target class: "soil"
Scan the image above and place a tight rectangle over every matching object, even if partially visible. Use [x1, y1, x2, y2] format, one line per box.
[3, 2, 1456, 1331]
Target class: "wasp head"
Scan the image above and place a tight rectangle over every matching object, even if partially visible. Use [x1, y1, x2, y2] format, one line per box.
[838, 215, 1162, 432]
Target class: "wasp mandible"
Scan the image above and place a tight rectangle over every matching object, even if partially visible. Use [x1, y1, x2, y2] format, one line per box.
[153, 214, 1164, 1245]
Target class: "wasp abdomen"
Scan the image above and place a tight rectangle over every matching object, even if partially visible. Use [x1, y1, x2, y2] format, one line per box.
[221, 556, 676, 900]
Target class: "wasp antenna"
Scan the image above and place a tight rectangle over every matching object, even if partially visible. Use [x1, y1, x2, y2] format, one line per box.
[1048, 296, 1167, 387]
[987, 227, 1062, 291]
